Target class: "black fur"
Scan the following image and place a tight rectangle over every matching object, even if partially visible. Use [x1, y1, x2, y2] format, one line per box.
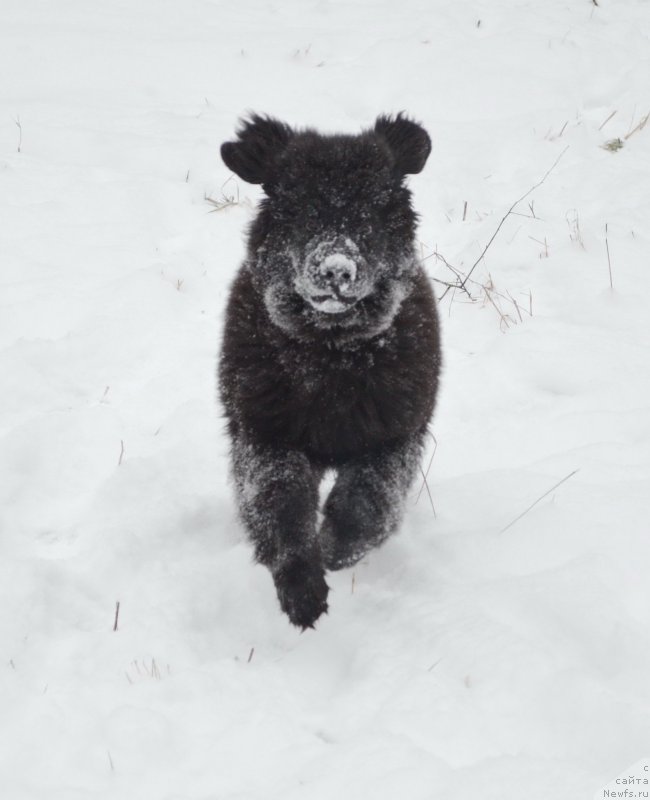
[218, 113, 441, 629]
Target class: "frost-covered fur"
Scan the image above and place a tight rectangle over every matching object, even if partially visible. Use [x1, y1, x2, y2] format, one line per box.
[219, 113, 441, 629]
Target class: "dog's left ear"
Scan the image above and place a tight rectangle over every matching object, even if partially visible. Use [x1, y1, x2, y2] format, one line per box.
[221, 114, 293, 184]
[374, 112, 431, 175]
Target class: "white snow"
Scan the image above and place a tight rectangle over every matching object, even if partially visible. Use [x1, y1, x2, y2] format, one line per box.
[2, 0, 650, 798]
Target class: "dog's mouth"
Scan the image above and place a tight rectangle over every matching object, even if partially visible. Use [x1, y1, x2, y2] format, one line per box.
[308, 294, 358, 314]
[307, 286, 364, 315]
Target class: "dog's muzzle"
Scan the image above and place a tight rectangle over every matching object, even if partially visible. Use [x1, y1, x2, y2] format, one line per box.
[299, 238, 368, 314]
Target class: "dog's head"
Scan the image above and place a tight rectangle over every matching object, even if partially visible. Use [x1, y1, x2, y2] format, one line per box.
[221, 113, 431, 340]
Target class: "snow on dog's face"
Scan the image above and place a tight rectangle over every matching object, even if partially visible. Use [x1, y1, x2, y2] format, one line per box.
[221, 114, 431, 340]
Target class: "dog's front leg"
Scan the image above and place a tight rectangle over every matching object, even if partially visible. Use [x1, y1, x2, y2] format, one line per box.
[321, 431, 425, 570]
[232, 435, 328, 629]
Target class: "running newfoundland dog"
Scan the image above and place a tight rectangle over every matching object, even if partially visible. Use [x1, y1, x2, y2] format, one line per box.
[219, 113, 441, 629]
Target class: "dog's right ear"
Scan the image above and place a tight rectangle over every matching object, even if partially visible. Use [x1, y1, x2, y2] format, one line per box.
[374, 112, 431, 176]
[221, 114, 293, 185]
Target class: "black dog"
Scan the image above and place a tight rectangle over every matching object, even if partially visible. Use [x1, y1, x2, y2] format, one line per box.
[219, 114, 441, 629]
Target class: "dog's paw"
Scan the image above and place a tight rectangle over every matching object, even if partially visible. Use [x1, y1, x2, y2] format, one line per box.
[320, 517, 368, 572]
[273, 557, 329, 630]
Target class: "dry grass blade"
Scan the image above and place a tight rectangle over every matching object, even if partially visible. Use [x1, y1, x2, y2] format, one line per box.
[14, 116, 22, 153]
[483, 285, 512, 331]
[415, 434, 438, 515]
[599, 110, 617, 131]
[500, 469, 579, 534]
[417, 465, 437, 517]
[625, 111, 650, 140]
[605, 223, 613, 289]
[205, 178, 243, 212]
[205, 193, 238, 212]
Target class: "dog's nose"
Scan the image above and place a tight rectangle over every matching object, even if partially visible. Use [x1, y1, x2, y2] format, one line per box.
[318, 253, 357, 287]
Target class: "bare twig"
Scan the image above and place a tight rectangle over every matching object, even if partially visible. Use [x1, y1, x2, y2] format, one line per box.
[247, 647, 254, 663]
[118, 440, 125, 466]
[500, 469, 579, 534]
[459, 146, 569, 292]
[431, 276, 463, 292]
[113, 601, 120, 632]
[426, 250, 473, 300]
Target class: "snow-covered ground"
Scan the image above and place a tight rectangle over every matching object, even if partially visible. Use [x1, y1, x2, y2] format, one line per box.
[2, 0, 650, 797]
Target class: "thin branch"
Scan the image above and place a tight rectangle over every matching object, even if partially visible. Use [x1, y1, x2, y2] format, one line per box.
[113, 601, 120, 632]
[500, 469, 579, 534]
[426, 250, 473, 300]
[459, 146, 569, 292]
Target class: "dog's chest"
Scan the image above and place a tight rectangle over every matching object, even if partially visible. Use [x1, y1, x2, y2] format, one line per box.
[267, 334, 420, 460]
[280, 340, 379, 395]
